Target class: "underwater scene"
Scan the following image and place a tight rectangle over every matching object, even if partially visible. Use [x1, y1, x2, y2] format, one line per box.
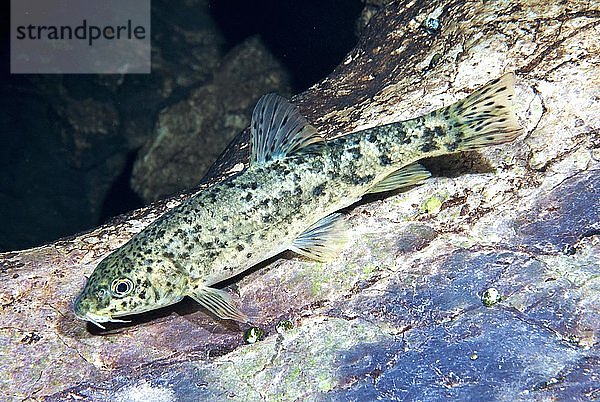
[1, 0, 599, 400]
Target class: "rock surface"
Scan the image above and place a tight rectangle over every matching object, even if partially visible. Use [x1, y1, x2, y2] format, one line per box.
[1, 0, 599, 401]
[131, 36, 291, 202]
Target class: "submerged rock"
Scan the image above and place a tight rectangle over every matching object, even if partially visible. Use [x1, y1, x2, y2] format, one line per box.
[1, 0, 599, 401]
[131, 36, 291, 202]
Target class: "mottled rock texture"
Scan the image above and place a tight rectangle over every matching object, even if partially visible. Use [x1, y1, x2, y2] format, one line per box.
[1, 0, 599, 401]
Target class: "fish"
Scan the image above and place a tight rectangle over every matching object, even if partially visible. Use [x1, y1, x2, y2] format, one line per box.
[74, 73, 522, 329]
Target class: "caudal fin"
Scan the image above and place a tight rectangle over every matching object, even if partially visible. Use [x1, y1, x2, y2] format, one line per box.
[440, 73, 522, 151]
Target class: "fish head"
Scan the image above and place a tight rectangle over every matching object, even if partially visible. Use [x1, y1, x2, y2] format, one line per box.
[74, 250, 186, 329]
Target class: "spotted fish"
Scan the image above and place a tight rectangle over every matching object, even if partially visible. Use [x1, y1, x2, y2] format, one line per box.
[74, 73, 522, 328]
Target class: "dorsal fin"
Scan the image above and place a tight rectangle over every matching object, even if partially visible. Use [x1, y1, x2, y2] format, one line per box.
[251, 93, 325, 164]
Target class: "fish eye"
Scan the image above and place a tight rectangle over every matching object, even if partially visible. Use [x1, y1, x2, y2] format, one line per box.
[110, 278, 134, 298]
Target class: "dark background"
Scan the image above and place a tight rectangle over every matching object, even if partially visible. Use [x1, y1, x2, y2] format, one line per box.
[0, 0, 364, 251]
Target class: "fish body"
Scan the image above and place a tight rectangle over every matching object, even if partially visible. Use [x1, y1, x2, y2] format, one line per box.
[74, 73, 522, 328]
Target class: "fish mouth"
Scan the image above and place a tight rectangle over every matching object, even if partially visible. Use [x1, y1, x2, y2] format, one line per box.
[75, 311, 131, 330]
[74, 296, 185, 329]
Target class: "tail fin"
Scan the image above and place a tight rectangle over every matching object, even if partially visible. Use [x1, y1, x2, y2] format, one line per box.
[440, 73, 522, 151]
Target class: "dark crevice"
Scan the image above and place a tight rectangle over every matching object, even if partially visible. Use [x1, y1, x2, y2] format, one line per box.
[209, 0, 363, 93]
[99, 151, 144, 224]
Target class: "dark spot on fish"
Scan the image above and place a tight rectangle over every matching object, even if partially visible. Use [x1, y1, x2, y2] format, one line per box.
[246, 252, 253, 258]
[146, 267, 153, 273]
[380, 154, 392, 166]
[433, 126, 445, 137]
[236, 244, 244, 251]
[446, 140, 459, 152]
[356, 174, 374, 185]
[250, 181, 258, 190]
[366, 133, 377, 142]
[139, 290, 146, 299]
[313, 183, 326, 196]
[223, 216, 229, 221]
[419, 127, 439, 152]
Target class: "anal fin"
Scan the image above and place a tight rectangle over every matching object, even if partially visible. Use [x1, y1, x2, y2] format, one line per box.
[367, 163, 431, 194]
[290, 213, 347, 262]
[188, 284, 248, 322]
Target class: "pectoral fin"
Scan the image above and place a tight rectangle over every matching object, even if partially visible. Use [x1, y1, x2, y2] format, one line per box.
[188, 285, 248, 322]
[290, 213, 348, 262]
[367, 163, 431, 194]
